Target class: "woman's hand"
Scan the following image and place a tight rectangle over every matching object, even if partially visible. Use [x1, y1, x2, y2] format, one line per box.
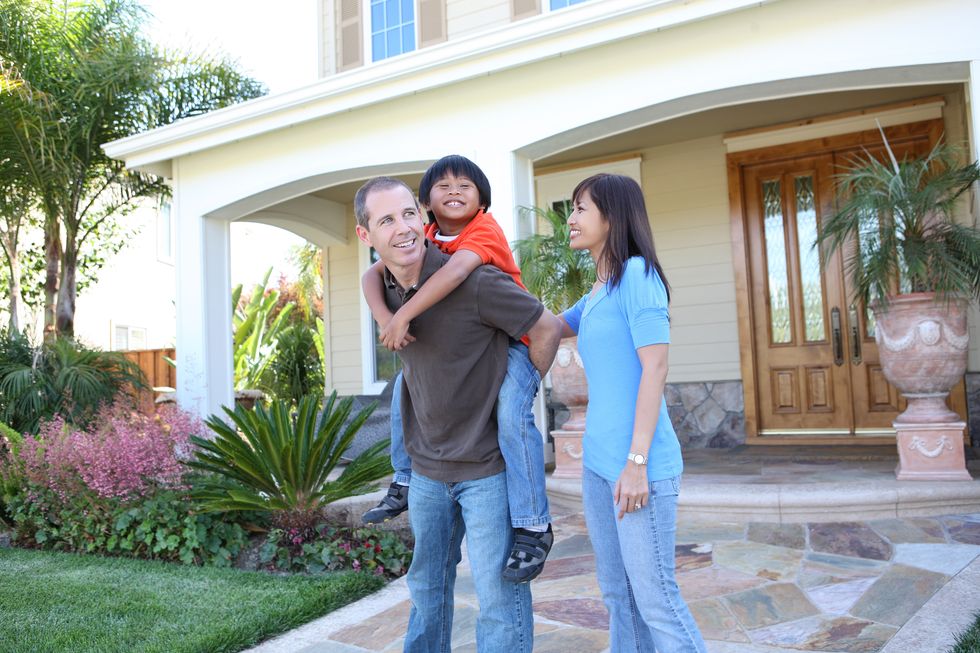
[614, 462, 649, 520]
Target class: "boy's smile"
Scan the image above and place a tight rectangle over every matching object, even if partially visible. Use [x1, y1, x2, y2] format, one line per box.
[425, 173, 482, 236]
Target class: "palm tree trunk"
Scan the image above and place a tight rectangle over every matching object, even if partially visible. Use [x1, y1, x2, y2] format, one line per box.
[1, 232, 23, 332]
[55, 234, 77, 338]
[43, 216, 61, 341]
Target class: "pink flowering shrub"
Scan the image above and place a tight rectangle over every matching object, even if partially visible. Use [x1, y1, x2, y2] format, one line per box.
[17, 402, 203, 501]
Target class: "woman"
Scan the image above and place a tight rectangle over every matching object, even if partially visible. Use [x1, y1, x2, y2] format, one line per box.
[560, 173, 706, 653]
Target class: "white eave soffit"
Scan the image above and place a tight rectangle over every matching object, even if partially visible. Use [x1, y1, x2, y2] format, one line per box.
[103, 0, 778, 174]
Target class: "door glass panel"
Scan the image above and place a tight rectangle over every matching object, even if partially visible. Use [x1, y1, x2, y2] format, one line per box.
[794, 176, 826, 342]
[763, 180, 791, 344]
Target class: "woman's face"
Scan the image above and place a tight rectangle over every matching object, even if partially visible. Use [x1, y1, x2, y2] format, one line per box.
[568, 189, 609, 257]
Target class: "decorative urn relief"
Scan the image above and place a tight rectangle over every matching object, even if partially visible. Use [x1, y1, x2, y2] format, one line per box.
[874, 293, 971, 480]
[550, 337, 587, 479]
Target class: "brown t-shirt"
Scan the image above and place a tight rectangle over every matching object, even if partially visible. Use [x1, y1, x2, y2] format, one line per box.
[384, 243, 544, 482]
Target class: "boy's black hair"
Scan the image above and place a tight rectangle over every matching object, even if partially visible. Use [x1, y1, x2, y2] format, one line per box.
[418, 155, 492, 221]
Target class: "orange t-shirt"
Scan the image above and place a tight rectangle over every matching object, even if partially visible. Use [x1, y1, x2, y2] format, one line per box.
[424, 210, 532, 344]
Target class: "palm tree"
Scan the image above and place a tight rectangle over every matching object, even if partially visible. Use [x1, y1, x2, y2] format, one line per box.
[0, 0, 266, 338]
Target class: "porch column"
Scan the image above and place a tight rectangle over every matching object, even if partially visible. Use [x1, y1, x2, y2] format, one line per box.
[969, 61, 980, 215]
[470, 149, 553, 461]
[174, 185, 234, 420]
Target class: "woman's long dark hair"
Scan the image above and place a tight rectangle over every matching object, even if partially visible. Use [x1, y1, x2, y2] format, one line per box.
[572, 173, 670, 301]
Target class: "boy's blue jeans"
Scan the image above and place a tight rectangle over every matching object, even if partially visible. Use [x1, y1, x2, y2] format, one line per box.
[389, 341, 551, 528]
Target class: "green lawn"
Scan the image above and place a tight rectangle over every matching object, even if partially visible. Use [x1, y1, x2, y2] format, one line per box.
[0, 547, 385, 653]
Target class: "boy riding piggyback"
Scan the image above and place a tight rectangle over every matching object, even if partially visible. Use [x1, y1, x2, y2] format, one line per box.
[361, 155, 554, 582]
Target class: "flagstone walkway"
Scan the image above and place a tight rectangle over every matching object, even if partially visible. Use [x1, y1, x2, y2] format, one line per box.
[250, 505, 980, 652]
[247, 447, 980, 652]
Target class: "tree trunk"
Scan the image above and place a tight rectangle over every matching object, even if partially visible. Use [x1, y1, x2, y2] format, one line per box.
[43, 218, 61, 341]
[1, 232, 22, 332]
[55, 235, 77, 338]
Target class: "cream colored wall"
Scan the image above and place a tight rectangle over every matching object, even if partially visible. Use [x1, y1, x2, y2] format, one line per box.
[636, 136, 741, 383]
[447, 0, 511, 39]
[325, 209, 364, 394]
[941, 90, 980, 372]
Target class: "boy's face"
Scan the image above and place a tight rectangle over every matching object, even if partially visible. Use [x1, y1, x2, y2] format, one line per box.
[356, 185, 425, 270]
[424, 173, 481, 236]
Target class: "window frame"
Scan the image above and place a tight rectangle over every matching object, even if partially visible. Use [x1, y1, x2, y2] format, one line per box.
[358, 242, 403, 394]
[362, 0, 419, 64]
[112, 323, 148, 352]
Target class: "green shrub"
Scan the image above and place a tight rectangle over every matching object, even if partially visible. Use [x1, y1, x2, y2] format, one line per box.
[269, 324, 324, 405]
[260, 523, 412, 578]
[7, 485, 248, 566]
[0, 332, 147, 434]
[189, 393, 390, 531]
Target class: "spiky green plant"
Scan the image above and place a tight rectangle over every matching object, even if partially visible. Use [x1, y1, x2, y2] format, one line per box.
[512, 205, 596, 312]
[817, 135, 980, 308]
[188, 394, 390, 530]
[0, 331, 146, 433]
[232, 268, 295, 392]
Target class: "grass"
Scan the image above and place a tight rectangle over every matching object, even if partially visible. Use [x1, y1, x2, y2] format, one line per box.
[0, 547, 385, 653]
[950, 611, 980, 653]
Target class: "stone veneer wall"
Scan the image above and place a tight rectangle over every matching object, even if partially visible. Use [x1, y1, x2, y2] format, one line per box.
[665, 381, 746, 448]
[547, 380, 747, 450]
[967, 372, 980, 448]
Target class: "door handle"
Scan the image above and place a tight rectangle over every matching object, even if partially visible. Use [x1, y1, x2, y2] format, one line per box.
[849, 305, 862, 365]
[831, 307, 843, 366]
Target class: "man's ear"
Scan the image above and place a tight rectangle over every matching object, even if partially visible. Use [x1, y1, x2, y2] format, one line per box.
[355, 224, 372, 247]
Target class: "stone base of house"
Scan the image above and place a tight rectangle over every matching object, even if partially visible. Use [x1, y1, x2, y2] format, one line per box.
[665, 381, 746, 449]
[967, 372, 980, 448]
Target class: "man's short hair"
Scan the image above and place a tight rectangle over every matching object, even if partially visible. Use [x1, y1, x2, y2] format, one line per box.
[354, 176, 415, 229]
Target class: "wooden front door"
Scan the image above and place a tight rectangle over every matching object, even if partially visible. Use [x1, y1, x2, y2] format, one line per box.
[734, 120, 967, 440]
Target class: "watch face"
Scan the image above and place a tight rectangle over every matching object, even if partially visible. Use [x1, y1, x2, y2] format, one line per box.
[631, 453, 645, 465]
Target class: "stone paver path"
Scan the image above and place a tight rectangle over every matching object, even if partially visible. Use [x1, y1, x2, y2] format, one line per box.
[292, 508, 980, 652]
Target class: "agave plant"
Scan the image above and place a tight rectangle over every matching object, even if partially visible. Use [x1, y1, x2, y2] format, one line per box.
[188, 393, 390, 530]
[817, 135, 980, 307]
[512, 205, 596, 312]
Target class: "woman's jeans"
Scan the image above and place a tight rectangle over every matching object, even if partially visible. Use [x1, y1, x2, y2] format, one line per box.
[404, 471, 533, 653]
[582, 467, 707, 653]
[389, 341, 551, 528]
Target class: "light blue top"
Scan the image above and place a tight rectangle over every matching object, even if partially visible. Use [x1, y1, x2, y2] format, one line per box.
[563, 257, 683, 483]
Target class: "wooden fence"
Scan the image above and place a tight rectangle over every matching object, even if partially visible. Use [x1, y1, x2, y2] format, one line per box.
[122, 348, 176, 412]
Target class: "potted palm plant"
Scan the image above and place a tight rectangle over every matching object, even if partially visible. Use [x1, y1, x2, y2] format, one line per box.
[817, 133, 980, 480]
[514, 205, 595, 478]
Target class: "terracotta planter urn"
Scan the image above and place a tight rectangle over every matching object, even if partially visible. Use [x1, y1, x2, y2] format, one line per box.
[549, 337, 588, 479]
[874, 293, 971, 480]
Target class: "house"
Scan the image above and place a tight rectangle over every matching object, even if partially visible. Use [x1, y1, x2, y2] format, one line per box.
[105, 0, 980, 446]
[72, 201, 177, 352]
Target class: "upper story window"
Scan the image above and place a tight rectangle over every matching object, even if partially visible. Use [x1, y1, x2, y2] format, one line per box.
[336, 0, 445, 72]
[371, 0, 416, 61]
[549, 0, 589, 9]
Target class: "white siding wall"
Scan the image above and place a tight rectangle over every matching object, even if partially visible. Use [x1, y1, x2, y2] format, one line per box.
[446, 0, 511, 39]
[325, 209, 364, 394]
[639, 136, 741, 383]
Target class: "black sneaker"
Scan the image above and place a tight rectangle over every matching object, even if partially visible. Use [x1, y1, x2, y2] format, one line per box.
[502, 525, 554, 583]
[361, 482, 409, 524]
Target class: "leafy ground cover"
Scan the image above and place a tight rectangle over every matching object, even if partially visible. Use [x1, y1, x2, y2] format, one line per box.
[950, 611, 980, 653]
[0, 546, 384, 653]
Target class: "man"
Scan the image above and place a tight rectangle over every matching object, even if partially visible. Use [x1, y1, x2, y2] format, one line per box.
[354, 176, 562, 652]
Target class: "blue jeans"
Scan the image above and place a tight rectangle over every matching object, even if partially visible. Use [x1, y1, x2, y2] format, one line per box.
[389, 342, 551, 527]
[582, 468, 706, 653]
[404, 471, 533, 653]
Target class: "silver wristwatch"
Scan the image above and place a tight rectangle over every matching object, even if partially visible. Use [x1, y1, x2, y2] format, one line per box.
[627, 452, 647, 466]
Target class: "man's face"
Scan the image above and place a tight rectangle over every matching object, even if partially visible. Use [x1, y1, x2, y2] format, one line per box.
[356, 185, 425, 269]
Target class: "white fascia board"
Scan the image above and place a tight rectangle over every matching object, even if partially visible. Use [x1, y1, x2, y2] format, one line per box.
[103, 0, 778, 172]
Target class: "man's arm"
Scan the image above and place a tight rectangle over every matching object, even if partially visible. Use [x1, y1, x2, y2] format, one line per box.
[525, 309, 562, 377]
[380, 249, 483, 350]
[362, 260, 394, 326]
